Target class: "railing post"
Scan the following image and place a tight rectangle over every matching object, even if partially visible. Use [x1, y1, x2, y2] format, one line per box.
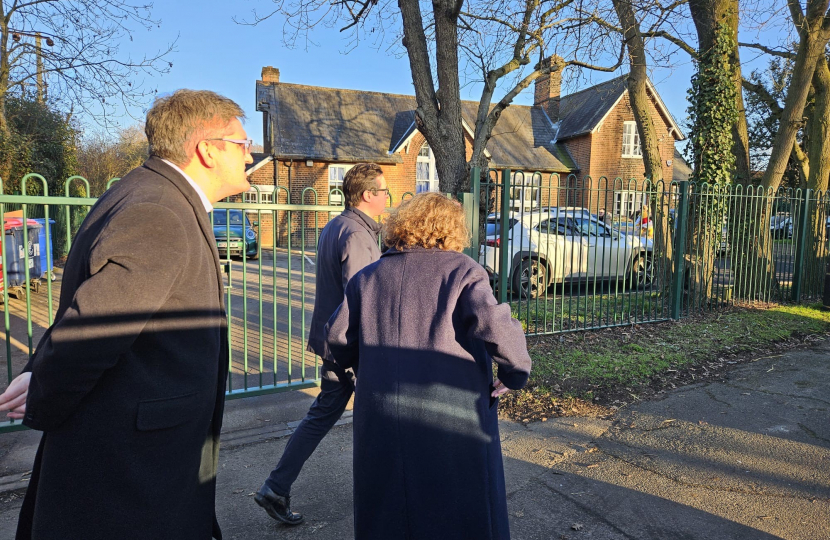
[792, 188, 812, 302]
[671, 181, 690, 319]
[462, 167, 481, 260]
[498, 169, 511, 304]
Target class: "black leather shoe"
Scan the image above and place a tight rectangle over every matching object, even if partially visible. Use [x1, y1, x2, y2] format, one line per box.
[254, 485, 304, 526]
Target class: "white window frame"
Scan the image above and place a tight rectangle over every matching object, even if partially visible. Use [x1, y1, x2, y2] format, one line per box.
[614, 190, 647, 217]
[243, 185, 276, 204]
[508, 171, 541, 211]
[416, 143, 439, 193]
[622, 121, 642, 158]
[328, 164, 353, 205]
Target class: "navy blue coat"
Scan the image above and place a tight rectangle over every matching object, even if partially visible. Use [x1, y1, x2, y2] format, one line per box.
[327, 247, 531, 540]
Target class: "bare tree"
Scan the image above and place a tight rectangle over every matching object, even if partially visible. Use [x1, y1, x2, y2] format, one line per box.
[0, 0, 175, 135]
[758, 0, 830, 193]
[77, 124, 147, 196]
[243, 0, 625, 193]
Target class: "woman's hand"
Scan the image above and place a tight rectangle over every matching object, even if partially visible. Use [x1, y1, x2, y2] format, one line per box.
[491, 378, 509, 398]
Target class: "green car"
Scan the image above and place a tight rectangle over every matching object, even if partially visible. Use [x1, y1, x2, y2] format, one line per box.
[211, 209, 258, 260]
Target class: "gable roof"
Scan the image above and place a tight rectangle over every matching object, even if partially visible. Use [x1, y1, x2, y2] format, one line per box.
[246, 153, 273, 176]
[258, 83, 415, 165]
[558, 76, 628, 139]
[557, 75, 685, 141]
[258, 82, 576, 172]
[256, 73, 682, 173]
[458, 101, 575, 172]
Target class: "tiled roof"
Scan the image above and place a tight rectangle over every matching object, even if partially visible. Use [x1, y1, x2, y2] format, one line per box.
[258, 82, 575, 172]
[557, 75, 628, 140]
[257, 83, 415, 164]
[458, 101, 575, 172]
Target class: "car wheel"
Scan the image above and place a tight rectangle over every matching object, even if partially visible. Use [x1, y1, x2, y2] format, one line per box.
[631, 254, 653, 289]
[512, 258, 547, 299]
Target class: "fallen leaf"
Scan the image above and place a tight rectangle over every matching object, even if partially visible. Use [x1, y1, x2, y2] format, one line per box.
[571, 523, 584, 531]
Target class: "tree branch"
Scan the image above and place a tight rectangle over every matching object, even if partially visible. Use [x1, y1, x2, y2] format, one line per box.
[739, 42, 796, 59]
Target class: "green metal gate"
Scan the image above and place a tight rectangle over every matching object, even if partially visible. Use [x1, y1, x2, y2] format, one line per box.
[0, 177, 351, 433]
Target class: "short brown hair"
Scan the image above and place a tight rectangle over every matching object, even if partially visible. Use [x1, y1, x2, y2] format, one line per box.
[145, 89, 245, 165]
[343, 163, 384, 207]
[383, 193, 470, 252]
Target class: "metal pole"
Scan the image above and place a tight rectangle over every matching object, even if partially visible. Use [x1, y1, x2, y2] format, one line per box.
[498, 169, 511, 303]
[671, 181, 690, 319]
[792, 189, 812, 302]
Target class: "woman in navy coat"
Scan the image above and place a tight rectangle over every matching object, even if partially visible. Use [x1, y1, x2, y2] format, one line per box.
[327, 193, 531, 540]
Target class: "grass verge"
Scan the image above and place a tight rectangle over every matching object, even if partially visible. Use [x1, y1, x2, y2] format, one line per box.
[500, 302, 830, 421]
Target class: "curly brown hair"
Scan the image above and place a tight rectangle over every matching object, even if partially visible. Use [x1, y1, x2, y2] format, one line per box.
[383, 193, 470, 252]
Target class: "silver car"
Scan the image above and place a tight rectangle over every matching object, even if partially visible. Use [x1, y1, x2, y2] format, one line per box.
[480, 208, 652, 298]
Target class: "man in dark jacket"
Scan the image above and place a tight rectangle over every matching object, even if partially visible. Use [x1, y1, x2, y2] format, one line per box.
[255, 163, 387, 525]
[0, 90, 253, 540]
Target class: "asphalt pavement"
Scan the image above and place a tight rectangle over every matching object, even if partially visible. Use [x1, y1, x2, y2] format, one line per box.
[0, 338, 828, 539]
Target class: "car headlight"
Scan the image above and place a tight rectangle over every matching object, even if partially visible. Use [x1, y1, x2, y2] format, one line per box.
[246, 229, 256, 240]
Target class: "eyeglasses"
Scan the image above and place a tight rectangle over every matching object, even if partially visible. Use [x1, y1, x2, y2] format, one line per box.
[370, 188, 391, 195]
[203, 138, 254, 153]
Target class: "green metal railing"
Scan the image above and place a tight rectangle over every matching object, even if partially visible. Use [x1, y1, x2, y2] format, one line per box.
[0, 176, 415, 433]
[468, 168, 830, 335]
[1, 169, 828, 434]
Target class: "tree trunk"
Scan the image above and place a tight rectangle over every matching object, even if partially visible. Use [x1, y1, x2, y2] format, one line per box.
[612, 0, 673, 291]
[761, 0, 830, 193]
[688, 0, 750, 183]
[687, 0, 748, 301]
[806, 56, 830, 193]
[398, 0, 468, 195]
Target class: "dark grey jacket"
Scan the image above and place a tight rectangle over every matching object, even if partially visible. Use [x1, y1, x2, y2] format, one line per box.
[327, 247, 531, 540]
[307, 207, 380, 361]
[17, 157, 228, 540]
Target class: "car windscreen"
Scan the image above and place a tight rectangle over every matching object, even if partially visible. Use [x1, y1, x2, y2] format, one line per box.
[212, 210, 246, 226]
[485, 218, 518, 236]
[572, 217, 610, 237]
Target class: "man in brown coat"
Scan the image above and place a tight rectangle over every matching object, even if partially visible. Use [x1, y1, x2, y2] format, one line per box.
[0, 90, 253, 540]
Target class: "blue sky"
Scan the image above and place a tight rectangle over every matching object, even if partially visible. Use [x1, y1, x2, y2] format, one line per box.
[113, 0, 766, 151]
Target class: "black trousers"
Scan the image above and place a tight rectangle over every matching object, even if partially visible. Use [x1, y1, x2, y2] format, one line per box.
[264, 367, 355, 496]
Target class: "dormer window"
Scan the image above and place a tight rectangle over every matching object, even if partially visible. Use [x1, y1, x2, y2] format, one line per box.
[622, 121, 642, 158]
[416, 143, 439, 193]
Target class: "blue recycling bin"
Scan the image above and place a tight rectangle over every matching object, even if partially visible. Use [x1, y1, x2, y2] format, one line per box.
[32, 218, 55, 280]
[2, 218, 42, 290]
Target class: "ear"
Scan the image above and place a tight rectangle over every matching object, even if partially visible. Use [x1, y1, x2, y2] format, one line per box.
[193, 140, 218, 169]
[361, 189, 373, 204]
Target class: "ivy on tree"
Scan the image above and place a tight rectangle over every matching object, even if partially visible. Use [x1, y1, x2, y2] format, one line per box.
[686, 22, 740, 186]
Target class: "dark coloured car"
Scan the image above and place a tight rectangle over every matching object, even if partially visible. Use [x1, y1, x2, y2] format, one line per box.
[211, 209, 258, 259]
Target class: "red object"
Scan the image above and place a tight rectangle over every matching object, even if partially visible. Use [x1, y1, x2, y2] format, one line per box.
[485, 237, 501, 248]
[3, 218, 40, 229]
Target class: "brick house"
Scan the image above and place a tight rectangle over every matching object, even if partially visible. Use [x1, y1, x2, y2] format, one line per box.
[247, 61, 685, 247]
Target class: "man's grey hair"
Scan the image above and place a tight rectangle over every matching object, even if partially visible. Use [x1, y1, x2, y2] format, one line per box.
[145, 89, 245, 165]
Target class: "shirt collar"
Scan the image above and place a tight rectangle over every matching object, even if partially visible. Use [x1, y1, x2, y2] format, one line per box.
[161, 159, 213, 213]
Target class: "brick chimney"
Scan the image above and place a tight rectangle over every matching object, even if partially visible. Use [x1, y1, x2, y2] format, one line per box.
[534, 56, 563, 122]
[262, 66, 280, 84]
